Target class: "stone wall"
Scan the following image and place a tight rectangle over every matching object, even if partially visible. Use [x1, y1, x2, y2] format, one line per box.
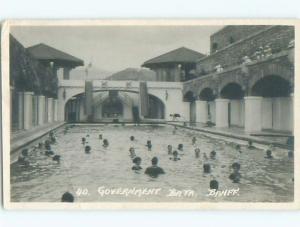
[210, 25, 270, 53]
[197, 26, 294, 75]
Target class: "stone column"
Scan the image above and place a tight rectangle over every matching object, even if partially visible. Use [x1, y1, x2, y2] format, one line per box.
[23, 92, 33, 130]
[244, 96, 262, 133]
[195, 100, 208, 123]
[53, 99, 58, 122]
[47, 97, 53, 123]
[215, 99, 229, 128]
[38, 95, 46, 125]
[17, 92, 24, 130]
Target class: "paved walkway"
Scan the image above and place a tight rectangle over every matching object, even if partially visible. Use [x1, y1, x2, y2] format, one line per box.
[168, 122, 292, 149]
[11, 121, 65, 153]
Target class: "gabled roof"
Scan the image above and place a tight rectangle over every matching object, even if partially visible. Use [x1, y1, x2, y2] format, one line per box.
[142, 47, 205, 68]
[27, 43, 84, 67]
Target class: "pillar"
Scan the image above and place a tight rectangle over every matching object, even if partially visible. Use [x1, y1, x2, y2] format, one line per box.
[38, 95, 46, 125]
[215, 99, 229, 128]
[53, 99, 58, 122]
[63, 67, 71, 80]
[23, 92, 33, 130]
[47, 97, 53, 123]
[244, 96, 262, 133]
[17, 92, 24, 130]
[196, 100, 208, 123]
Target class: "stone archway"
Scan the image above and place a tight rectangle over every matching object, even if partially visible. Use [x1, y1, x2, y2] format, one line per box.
[219, 82, 245, 128]
[251, 75, 293, 132]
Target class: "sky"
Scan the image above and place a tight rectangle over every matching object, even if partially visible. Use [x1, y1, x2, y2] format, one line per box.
[10, 25, 223, 76]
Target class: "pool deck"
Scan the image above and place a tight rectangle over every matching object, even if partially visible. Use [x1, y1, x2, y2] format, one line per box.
[168, 122, 293, 149]
[11, 121, 65, 153]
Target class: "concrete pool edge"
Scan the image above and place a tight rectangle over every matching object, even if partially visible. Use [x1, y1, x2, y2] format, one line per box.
[11, 122, 65, 154]
[166, 123, 291, 150]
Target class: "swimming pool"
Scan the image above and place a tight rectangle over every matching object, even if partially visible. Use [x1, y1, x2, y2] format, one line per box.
[11, 124, 294, 202]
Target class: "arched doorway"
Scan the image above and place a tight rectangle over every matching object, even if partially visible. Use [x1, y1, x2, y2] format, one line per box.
[220, 83, 245, 127]
[101, 96, 124, 119]
[145, 95, 165, 119]
[184, 91, 196, 124]
[252, 75, 292, 132]
[199, 87, 215, 124]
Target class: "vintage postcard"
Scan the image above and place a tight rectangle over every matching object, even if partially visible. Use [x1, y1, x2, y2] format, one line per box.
[1, 19, 299, 209]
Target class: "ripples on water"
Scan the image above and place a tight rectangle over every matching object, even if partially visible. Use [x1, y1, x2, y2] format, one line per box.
[11, 124, 294, 202]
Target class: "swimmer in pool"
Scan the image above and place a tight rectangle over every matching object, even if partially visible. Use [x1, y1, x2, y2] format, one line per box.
[52, 155, 61, 163]
[203, 152, 208, 161]
[85, 145, 91, 154]
[248, 140, 255, 149]
[146, 140, 152, 151]
[132, 156, 142, 171]
[49, 132, 56, 144]
[99, 134, 103, 140]
[203, 163, 211, 174]
[17, 148, 29, 165]
[129, 147, 136, 159]
[210, 180, 219, 190]
[192, 137, 197, 145]
[265, 150, 273, 159]
[103, 139, 109, 148]
[178, 144, 183, 152]
[45, 150, 54, 156]
[235, 144, 242, 153]
[170, 150, 181, 161]
[145, 157, 165, 178]
[61, 192, 74, 202]
[210, 150, 216, 159]
[82, 137, 86, 144]
[195, 148, 200, 158]
[229, 163, 241, 183]
[167, 145, 173, 155]
[130, 136, 135, 141]
[38, 142, 43, 149]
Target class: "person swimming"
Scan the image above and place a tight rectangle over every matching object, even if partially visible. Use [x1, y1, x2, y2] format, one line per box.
[192, 137, 197, 145]
[203, 163, 211, 173]
[145, 157, 165, 178]
[17, 148, 29, 165]
[85, 145, 91, 154]
[103, 139, 109, 148]
[99, 134, 103, 140]
[61, 192, 74, 202]
[210, 150, 216, 159]
[229, 163, 241, 183]
[52, 155, 61, 163]
[167, 145, 173, 155]
[82, 137, 86, 144]
[129, 147, 136, 159]
[38, 142, 43, 149]
[195, 148, 200, 158]
[235, 144, 242, 153]
[210, 180, 219, 190]
[45, 144, 54, 156]
[146, 140, 152, 151]
[265, 150, 273, 159]
[130, 136, 135, 141]
[132, 156, 142, 171]
[178, 144, 183, 151]
[248, 140, 255, 149]
[49, 132, 56, 144]
[170, 150, 181, 161]
[203, 152, 208, 161]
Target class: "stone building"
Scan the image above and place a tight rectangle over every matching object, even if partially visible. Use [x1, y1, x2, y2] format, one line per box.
[183, 25, 294, 133]
[10, 35, 84, 133]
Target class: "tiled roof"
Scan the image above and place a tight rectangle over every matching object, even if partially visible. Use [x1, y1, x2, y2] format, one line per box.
[27, 43, 84, 67]
[142, 47, 205, 67]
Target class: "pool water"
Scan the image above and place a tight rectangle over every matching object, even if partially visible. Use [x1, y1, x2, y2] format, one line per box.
[11, 124, 294, 202]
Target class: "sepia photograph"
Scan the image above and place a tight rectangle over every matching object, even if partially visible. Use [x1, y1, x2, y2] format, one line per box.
[1, 20, 298, 209]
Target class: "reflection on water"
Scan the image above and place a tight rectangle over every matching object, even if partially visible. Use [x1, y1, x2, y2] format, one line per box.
[11, 124, 294, 202]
